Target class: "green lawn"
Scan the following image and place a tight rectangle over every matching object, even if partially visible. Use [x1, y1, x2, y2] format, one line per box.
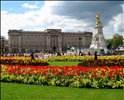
[1, 61, 124, 100]
[48, 61, 80, 66]
[1, 82, 124, 100]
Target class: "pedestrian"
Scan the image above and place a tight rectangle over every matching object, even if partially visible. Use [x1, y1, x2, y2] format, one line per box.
[30, 52, 35, 60]
[88, 52, 90, 56]
[81, 52, 84, 56]
[57, 52, 61, 56]
[94, 51, 98, 60]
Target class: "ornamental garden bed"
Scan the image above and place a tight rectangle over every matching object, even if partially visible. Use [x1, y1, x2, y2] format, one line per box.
[1, 56, 49, 66]
[1, 55, 124, 89]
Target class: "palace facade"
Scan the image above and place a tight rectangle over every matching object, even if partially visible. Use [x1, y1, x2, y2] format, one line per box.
[8, 29, 92, 53]
[0, 36, 8, 53]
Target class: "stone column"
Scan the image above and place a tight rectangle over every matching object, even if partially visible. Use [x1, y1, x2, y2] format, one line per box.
[19, 48, 21, 52]
[83, 36, 85, 48]
[58, 35, 62, 52]
[18, 35, 21, 52]
[8, 35, 11, 53]
[18, 35, 21, 47]
[9, 47, 12, 53]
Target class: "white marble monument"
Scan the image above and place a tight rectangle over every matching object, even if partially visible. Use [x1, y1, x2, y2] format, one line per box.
[90, 13, 107, 50]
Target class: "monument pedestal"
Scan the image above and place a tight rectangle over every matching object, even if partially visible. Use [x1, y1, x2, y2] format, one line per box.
[90, 24, 107, 50]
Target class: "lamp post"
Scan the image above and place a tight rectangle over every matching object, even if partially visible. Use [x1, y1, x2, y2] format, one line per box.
[78, 36, 82, 55]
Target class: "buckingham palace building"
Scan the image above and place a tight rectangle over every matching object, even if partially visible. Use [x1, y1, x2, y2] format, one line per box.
[8, 29, 93, 53]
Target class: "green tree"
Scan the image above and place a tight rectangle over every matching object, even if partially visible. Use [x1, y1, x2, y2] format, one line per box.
[105, 39, 112, 49]
[105, 39, 112, 43]
[112, 34, 123, 48]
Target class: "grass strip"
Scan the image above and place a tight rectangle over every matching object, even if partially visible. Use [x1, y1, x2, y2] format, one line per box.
[1, 82, 124, 100]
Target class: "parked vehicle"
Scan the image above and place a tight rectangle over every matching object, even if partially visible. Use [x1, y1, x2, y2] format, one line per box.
[100, 51, 112, 56]
[116, 46, 124, 51]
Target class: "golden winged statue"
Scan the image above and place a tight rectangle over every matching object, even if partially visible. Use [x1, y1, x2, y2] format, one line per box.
[96, 13, 102, 25]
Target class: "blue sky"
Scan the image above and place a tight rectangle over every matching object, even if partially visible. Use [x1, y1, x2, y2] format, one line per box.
[1, 1, 44, 14]
[1, 1, 124, 39]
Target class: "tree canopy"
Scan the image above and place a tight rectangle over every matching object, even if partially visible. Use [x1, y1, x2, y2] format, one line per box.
[112, 34, 123, 48]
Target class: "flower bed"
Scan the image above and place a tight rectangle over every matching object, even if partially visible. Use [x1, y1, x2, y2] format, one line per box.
[78, 59, 124, 67]
[1, 56, 124, 89]
[1, 57, 49, 66]
[47, 55, 93, 61]
[47, 55, 124, 61]
[1, 65, 124, 89]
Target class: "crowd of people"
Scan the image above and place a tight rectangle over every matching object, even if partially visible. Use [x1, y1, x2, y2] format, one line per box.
[1, 49, 122, 61]
[1, 51, 99, 60]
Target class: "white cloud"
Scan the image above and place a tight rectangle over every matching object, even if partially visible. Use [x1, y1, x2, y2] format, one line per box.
[22, 3, 38, 9]
[112, 4, 124, 38]
[51, 16, 93, 32]
[101, 11, 124, 39]
[1, 1, 124, 40]
[1, 1, 62, 39]
[113, 13, 124, 32]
